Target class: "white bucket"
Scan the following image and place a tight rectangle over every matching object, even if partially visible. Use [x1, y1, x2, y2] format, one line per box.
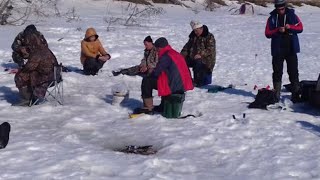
[111, 84, 129, 105]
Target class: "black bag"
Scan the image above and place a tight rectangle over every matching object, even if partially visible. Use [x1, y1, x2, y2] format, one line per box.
[248, 88, 278, 109]
[0, 122, 11, 149]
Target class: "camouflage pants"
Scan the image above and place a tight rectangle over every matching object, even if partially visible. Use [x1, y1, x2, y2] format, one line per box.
[121, 65, 141, 76]
[14, 71, 48, 98]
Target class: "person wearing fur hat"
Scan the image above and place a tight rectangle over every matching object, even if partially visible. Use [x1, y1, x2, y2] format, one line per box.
[181, 20, 216, 87]
[134, 37, 193, 115]
[11, 24, 48, 68]
[81, 28, 111, 75]
[265, 0, 303, 102]
[112, 36, 158, 76]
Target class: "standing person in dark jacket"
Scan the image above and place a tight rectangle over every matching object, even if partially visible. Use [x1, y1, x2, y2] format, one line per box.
[181, 20, 216, 87]
[134, 37, 194, 114]
[265, 0, 303, 102]
[112, 36, 158, 76]
[11, 24, 48, 68]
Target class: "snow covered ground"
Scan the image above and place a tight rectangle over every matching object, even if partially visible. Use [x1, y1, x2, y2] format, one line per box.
[0, 0, 320, 179]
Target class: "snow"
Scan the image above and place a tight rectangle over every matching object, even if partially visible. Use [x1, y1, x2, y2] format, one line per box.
[1, 0, 320, 179]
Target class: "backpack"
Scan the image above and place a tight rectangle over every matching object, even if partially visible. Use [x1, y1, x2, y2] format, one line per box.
[248, 88, 278, 109]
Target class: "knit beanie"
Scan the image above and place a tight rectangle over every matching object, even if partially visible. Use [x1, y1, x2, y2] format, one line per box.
[154, 37, 168, 48]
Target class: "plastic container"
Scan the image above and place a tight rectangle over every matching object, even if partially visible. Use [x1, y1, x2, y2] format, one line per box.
[162, 93, 185, 118]
[111, 84, 129, 105]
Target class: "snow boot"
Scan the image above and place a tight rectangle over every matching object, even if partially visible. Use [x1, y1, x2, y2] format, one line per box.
[291, 82, 302, 103]
[0, 122, 11, 149]
[112, 70, 122, 76]
[133, 98, 154, 115]
[13, 87, 32, 106]
[273, 82, 282, 102]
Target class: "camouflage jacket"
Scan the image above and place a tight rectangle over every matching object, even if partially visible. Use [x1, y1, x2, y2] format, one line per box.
[11, 31, 48, 54]
[140, 46, 158, 69]
[181, 25, 216, 72]
[15, 33, 57, 89]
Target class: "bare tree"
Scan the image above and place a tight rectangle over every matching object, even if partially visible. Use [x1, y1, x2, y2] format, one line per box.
[122, 3, 164, 26]
[0, 0, 61, 26]
[103, 3, 122, 31]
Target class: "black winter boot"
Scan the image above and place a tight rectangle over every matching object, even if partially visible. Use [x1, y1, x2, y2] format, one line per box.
[273, 82, 282, 102]
[291, 82, 302, 103]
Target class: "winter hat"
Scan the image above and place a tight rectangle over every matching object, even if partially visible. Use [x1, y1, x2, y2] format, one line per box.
[274, 0, 286, 8]
[154, 37, 168, 48]
[190, 20, 203, 30]
[24, 24, 37, 35]
[143, 36, 153, 43]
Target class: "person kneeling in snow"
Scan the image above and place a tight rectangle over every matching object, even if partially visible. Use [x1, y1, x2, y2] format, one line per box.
[134, 37, 194, 114]
[80, 28, 111, 75]
[181, 20, 216, 87]
[112, 36, 158, 76]
[14, 30, 58, 106]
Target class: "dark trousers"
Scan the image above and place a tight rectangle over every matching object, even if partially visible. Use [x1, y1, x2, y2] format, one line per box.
[272, 54, 299, 87]
[83, 58, 105, 75]
[187, 59, 212, 87]
[141, 76, 157, 98]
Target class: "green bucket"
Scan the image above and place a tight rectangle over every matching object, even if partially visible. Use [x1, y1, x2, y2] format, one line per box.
[162, 93, 185, 119]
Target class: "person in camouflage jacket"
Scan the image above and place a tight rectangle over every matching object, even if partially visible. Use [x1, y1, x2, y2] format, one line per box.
[181, 20, 216, 87]
[11, 24, 48, 67]
[14, 30, 58, 106]
[112, 36, 158, 76]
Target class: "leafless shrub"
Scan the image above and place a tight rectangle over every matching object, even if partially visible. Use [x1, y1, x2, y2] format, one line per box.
[103, 3, 122, 31]
[103, 2, 164, 29]
[0, 0, 61, 26]
[122, 3, 164, 26]
[65, 7, 79, 22]
[204, 0, 226, 11]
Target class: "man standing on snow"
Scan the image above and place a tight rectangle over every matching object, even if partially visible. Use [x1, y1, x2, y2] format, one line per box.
[134, 37, 193, 114]
[265, 0, 303, 102]
[181, 20, 216, 87]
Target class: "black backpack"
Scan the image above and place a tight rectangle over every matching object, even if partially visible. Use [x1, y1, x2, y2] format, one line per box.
[248, 88, 278, 109]
[0, 122, 11, 149]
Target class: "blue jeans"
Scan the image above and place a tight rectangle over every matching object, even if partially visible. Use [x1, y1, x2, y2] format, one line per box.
[187, 59, 212, 87]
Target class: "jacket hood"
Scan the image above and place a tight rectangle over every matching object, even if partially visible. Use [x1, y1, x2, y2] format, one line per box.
[158, 45, 173, 58]
[24, 33, 46, 53]
[188, 25, 209, 38]
[84, 28, 99, 41]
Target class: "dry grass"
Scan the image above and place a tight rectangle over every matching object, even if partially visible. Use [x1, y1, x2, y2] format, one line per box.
[116, 0, 320, 7]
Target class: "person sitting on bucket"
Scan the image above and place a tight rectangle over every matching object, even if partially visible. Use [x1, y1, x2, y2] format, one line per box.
[181, 20, 216, 87]
[134, 37, 194, 115]
[112, 36, 158, 76]
[80, 28, 111, 75]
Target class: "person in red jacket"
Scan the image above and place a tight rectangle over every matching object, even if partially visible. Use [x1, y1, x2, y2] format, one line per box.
[134, 37, 194, 114]
[265, 0, 303, 102]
